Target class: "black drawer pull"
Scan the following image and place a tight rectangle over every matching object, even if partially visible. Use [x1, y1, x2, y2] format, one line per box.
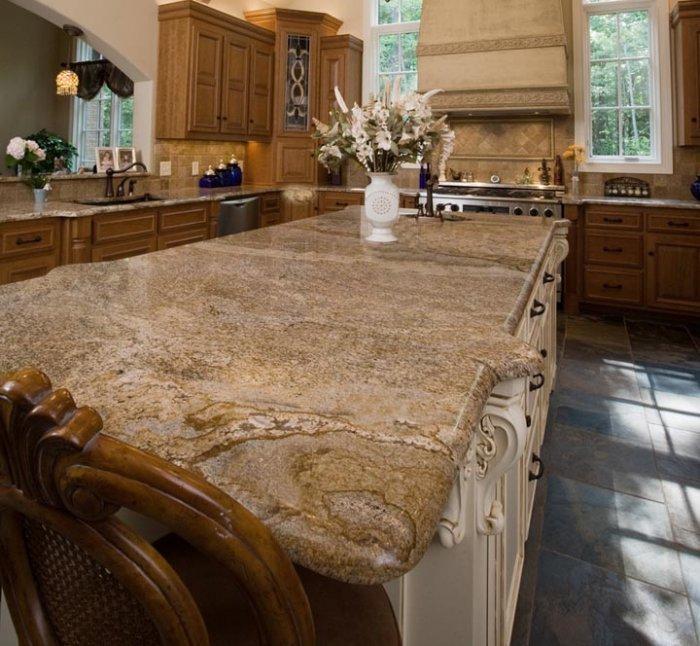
[16, 235, 42, 246]
[540, 349, 548, 358]
[603, 283, 623, 290]
[335, 201, 349, 207]
[529, 373, 545, 392]
[603, 217, 623, 223]
[543, 272, 555, 284]
[603, 246, 623, 253]
[530, 300, 546, 318]
[526, 414, 532, 428]
[667, 221, 690, 228]
[529, 454, 545, 481]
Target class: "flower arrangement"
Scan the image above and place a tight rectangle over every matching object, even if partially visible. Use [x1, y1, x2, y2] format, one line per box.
[562, 144, 586, 172]
[313, 80, 455, 175]
[5, 137, 51, 190]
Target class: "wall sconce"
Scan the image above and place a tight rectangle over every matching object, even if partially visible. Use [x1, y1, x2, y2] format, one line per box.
[56, 25, 83, 96]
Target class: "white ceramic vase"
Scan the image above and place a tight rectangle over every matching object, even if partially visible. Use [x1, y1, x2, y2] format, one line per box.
[364, 172, 400, 243]
[33, 189, 47, 209]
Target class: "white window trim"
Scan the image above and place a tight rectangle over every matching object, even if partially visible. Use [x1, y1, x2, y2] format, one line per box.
[364, 0, 422, 168]
[573, 0, 673, 174]
[69, 40, 134, 169]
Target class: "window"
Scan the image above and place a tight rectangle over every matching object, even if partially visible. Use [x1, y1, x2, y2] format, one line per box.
[71, 40, 134, 169]
[574, 0, 673, 173]
[370, 0, 422, 94]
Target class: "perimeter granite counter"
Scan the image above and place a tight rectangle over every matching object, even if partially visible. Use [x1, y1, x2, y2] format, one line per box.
[0, 207, 566, 586]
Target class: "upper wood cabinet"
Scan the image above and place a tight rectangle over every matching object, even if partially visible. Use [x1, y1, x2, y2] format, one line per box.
[157, 1, 275, 141]
[671, 1, 700, 146]
[319, 36, 363, 122]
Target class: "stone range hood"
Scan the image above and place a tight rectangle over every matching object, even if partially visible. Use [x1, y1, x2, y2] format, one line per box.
[417, 0, 571, 115]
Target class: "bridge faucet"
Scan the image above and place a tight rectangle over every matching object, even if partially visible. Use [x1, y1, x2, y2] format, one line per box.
[105, 162, 148, 198]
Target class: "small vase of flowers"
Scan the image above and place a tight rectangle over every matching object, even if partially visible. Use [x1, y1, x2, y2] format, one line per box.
[562, 144, 585, 195]
[6, 137, 52, 208]
[313, 81, 455, 243]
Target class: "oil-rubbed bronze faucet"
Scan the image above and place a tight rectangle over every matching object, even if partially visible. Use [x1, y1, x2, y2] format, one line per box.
[105, 162, 148, 198]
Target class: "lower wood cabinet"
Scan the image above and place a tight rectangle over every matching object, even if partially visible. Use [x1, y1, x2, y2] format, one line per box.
[646, 233, 700, 313]
[91, 237, 159, 263]
[566, 204, 700, 315]
[158, 228, 209, 250]
[260, 193, 282, 227]
[317, 190, 363, 213]
[275, 138, 317, 184]
[0, 219, 61, 286]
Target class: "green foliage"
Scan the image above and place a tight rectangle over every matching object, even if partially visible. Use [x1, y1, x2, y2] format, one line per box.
[588, 9, 652, 157]
[24, 129, 78, 173]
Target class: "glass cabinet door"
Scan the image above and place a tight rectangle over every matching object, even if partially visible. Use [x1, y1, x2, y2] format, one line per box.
[284, 34, 311, 132]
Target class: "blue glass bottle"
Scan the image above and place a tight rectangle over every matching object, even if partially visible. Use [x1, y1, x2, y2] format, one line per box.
[691, 176, 700, 201]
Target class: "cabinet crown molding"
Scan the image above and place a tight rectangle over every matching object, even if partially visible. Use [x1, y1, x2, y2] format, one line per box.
[671, 0, 700, 24]
[244, 8, 343, 33]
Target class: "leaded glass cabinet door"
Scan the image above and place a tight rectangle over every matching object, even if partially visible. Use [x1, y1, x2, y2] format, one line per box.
[278, 28, 318, 136]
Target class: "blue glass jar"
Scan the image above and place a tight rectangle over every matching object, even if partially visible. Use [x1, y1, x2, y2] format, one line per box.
[230, 162, 243, 186]
[199, 166, 221, 189]
[691, 176, 700, 201]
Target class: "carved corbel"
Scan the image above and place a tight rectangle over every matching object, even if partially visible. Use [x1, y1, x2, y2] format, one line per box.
[552, 225, 570, 266]
[438, 378, 528, 546]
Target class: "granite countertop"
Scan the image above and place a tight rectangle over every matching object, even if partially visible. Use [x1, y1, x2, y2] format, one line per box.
[0, 185, 421, 225]
[0, 207, 566, 584]
[562, 194, 700, 210]
[0, 185, 281, 224]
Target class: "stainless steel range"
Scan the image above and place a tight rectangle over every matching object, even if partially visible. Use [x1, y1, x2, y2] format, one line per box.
[418, 181, 566, 218]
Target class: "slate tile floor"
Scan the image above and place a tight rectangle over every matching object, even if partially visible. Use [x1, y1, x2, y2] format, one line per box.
[513, 315, 700, 646]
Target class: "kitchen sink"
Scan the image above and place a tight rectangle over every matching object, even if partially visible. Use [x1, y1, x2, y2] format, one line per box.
[76, 193, 164, 206]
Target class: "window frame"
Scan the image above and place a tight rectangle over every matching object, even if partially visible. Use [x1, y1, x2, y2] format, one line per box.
[367, 0, 421, 98]
[574, 0, 673, 174]
[70, 40, 134, 169]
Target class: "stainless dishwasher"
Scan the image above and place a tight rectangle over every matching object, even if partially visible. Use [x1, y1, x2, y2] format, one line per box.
[218, 196, 261, 235]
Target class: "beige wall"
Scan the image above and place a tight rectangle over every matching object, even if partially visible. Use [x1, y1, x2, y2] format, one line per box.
[0, 0, 70, 163]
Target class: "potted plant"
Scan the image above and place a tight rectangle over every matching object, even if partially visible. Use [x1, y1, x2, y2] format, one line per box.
[24, 129, 77, 173]
[6, 137, 52, 207]
[313, 81, 454, 243]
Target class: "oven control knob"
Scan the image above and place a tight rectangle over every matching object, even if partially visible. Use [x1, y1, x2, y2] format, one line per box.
[451, 204, 460, 212]
[544, 208, 554, 218]
[513, 207, 524, 216]
[529, 207, 540, 216]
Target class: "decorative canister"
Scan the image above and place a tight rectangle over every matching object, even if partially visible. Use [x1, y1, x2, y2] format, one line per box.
[199, 165, 221, 189]
[364, 172, 400, 243]
[691, 175, 700, 201]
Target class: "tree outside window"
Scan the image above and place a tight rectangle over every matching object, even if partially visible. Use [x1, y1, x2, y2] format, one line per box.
[373, 0, 422, 93]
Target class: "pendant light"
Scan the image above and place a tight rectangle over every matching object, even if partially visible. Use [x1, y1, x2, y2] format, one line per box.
[56, 25, 83, 96]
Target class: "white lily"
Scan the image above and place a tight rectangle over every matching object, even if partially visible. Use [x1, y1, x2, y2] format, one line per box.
[334, 86, 349, 114]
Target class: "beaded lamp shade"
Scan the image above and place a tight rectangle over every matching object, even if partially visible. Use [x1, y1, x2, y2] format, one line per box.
[56, 68, 79, 96]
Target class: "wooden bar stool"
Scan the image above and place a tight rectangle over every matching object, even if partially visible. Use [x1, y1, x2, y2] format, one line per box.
[0, 368, 400, 645]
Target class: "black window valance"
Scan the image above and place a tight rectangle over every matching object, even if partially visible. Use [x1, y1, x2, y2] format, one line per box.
[70, 60, 134, 100]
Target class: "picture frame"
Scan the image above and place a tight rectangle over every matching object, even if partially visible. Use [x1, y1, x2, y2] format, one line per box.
[116, 147, 138, 171]
[95, 147, 116, 173]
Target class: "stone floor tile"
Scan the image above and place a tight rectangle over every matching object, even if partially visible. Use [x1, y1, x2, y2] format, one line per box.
[530, 550, 697, 646]
[557, 356, 642, 401]
[626, 320, 697, 347]
[674, 527, 700, 551]
[542, 476, 684, 592]
[544, 425, 663, 501]
[566, 314, 631, 350]
[662, 478, 700, 535]
[650, 424, 700, 484]
[555, 401, 651, 445]
[634, 361, 700, 399]
[679, 550, 700, 644]
[640, 387, 700, 433]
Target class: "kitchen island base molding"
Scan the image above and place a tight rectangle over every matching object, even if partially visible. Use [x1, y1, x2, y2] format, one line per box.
[386, 229, 567, 646]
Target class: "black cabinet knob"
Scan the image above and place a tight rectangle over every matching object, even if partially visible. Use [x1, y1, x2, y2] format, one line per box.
[543, 272, 555, 284]
[529, 373, 545, 392]
[530, 300, 546, 318]
[528, 453, 545, 481]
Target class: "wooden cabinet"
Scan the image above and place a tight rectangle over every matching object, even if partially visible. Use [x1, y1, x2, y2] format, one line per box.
[672, 1, 700, 146]
[0, 219, 61, 286]
[567, 203, 700, 315]
[157, 1, 275, 141]
[260, 193, 283, 227]
[283, 196, 315, 222]
[92, 237, 158, 263]
[248, 41, 275, 137]
[319, 35, 363, 120]
[646, 233, 700, 313]
[318, 191, 363, 213]
[275, 139, 317, 184]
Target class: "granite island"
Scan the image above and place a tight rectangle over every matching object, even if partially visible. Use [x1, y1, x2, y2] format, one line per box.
[0, 207, 568, 645]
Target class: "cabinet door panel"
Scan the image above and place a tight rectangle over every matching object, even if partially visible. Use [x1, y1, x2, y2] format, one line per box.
[646, 234, 700, 312]
[248, 42, 274, 137]
[189, 23, 223, 134]
[275, 139, 316, 183]
[0, 252, 58, 286]
[221, 35, 249, 135]
[91, 237, 158, 263]
[319, 50, 344, 120]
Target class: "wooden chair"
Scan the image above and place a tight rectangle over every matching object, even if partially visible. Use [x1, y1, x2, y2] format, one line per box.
[0, 368, 401, 645]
